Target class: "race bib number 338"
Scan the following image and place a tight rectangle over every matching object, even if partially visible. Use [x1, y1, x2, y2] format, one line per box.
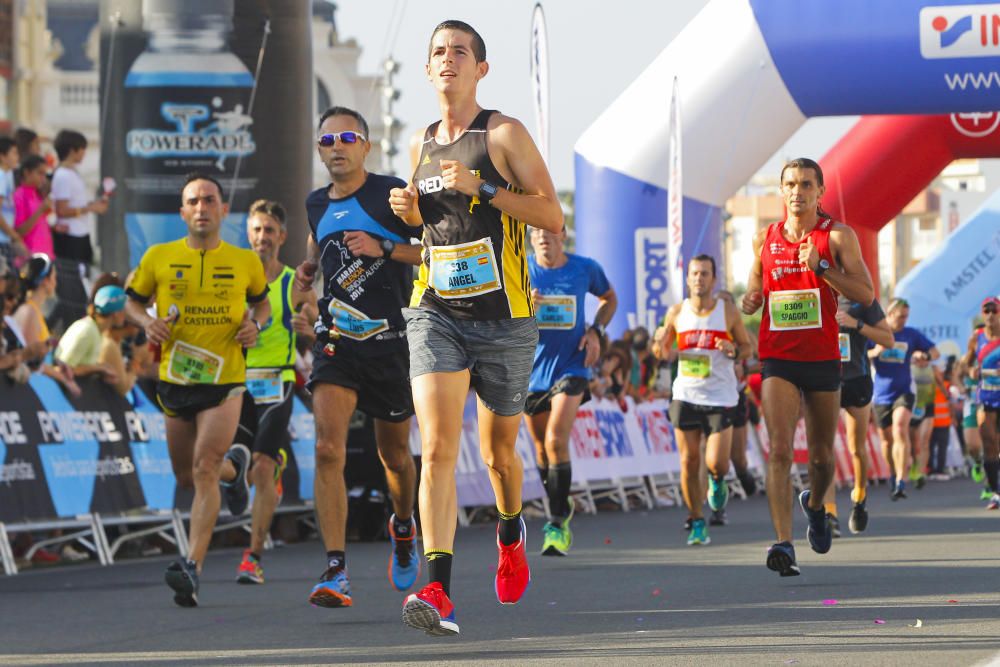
[429, 238, 501, 299]
[769, 289, 821, 331]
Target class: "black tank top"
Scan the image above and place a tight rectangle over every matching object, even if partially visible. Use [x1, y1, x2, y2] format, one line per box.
[410, 109, 533, 320]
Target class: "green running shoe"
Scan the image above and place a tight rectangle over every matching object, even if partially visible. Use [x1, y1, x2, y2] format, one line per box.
[687, 518, 710, 546]
[541, 521, 571, 556]
[707, 474, 729, 512]
[971, 462, 985, 484]
[980, 487, 993, 501]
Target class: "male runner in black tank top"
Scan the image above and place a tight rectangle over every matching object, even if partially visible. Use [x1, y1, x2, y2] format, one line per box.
[389, 19, 563, 637]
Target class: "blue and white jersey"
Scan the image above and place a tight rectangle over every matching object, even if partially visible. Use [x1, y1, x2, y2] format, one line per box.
[306, 174, 421, 352]
[528, 253, 611, 392]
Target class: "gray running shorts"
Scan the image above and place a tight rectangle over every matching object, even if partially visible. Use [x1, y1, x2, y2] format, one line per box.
[403, 307, 539, 416]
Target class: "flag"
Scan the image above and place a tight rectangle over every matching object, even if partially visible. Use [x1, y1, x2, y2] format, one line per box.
[667, 76, 684, 306]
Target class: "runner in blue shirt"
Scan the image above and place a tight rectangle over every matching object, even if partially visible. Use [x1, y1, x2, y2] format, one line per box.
[870, 298, 939, 500]
[524, 226, 616, 556]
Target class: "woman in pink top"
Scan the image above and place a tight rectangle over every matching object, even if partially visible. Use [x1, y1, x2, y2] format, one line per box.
[14, 155, 53, 260]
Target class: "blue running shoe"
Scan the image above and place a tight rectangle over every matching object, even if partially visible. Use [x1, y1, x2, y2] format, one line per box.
[707, 474, 729, 512]
[388, 514, 420, 592]
[165, 558, 199, 607]
[766, 541, 801, 577]
[686, 518, 710, 545]
[798, 490, 832, 554]
[220, 443, 251, 516]
[308, 566, 353, 608]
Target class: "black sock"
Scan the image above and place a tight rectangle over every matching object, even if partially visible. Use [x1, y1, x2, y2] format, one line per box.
[249, 552, 261, 563]
[538, 466, 549, 491]
[326, 550, 346, 571]
[985, 459, 1000, 493]
[547, 462, 572, 524]
[426, 551, 453, 596]
[497, 509, 522, 546]
[392, 515, 413, 538]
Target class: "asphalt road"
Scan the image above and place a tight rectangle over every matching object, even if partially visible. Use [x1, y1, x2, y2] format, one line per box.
[1, 478, 998, 666]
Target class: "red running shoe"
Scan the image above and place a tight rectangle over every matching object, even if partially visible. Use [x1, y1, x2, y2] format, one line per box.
[495, 517, 530, 604]
[402, 582, 459, 636]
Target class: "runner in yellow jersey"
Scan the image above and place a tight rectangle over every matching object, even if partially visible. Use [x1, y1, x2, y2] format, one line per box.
[125, 173, 270, 608]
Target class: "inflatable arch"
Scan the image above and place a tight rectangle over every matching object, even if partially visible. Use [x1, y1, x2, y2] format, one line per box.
[575, 0, 1000, 337]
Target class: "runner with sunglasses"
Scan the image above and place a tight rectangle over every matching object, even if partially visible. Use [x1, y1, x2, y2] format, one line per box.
[870, 298, 939, 501]
[389, 20, 563, 635]
[294, 107, 423, 608]
[963, 296, 1000, 509]
[742, 157, 874, 577]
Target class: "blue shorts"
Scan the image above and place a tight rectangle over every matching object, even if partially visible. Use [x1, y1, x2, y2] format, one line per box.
[403, 308, 538, 417]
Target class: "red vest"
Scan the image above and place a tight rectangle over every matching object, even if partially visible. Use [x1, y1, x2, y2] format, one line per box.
[759, 218, 840, 362]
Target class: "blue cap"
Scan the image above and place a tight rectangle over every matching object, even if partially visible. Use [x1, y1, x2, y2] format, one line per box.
[94, 285, 127, 315]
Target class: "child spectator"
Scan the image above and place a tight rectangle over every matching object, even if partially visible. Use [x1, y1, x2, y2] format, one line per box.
[13, 155, 53, 260]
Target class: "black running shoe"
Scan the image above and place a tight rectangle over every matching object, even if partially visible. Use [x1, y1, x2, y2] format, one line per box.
[798, 490, 832, 554]
[165, 558, 199, 607]
[914, 475, 927, 490]
[737, 469, 758, 496]
[220, 443, 251, 516]
[891, 482, 907, 501]
[848, 498, 868, 534]
[828, 514, 841, 538]
[766, 541, 800, 577]
[683, 516, 693, 531]
[709, 508, 728, 526]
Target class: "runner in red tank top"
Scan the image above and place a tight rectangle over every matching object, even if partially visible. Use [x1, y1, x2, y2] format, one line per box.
[741, 158, 874, 577]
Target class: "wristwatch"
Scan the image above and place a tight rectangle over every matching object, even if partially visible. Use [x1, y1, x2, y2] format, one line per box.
[479, 180, 499, 203]
[590, 322, 606, 338]
[380, 238, 396, 259]
[855, 320, 864, 333]
[814, 258, 830, 278]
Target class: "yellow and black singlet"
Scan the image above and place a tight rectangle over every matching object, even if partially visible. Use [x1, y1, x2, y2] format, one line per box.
[411, 109, 532, 320]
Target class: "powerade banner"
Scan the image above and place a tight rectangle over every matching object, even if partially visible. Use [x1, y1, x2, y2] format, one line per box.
[99, 0, 314, 272]
[751, 0, 1000, 116]
[0, 376, 146, 523]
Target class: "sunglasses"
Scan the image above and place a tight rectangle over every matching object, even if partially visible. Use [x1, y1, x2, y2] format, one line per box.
[317, 131, 366, 147]
[984, 304, 998, 314]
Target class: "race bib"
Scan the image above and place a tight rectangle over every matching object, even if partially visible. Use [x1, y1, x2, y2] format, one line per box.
[982, 369, 1000, 392]
[838, 333, 851, 362]
[769, 289, 821, 331]
[246, 367, 283, 404]
[428, 238, 501, 299]
[536, 294, 576, 330]
[167, 341, 223, 385]
[679, 352, 711, 378]
[328, 299, 389, 341]
[878, 342, 908, 364]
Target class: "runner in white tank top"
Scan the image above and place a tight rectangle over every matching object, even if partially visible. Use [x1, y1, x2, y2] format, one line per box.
[653, 256, 751, 546]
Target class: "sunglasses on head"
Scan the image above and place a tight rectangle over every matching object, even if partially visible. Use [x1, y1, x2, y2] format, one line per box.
[317, 131, 366, 147]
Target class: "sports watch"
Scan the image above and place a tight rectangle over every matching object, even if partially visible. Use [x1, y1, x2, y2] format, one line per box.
[814, 258, 830, 278]
[380, 238, 396, 259]
[479, 180, 499, 203]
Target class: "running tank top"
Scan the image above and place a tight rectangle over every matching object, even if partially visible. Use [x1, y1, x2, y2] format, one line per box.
[410, 109, 532, 320]
[672, 298, 738, 407]
[976, 330, 1000, 407]
[247, 266, 297, 383]
[759, 218, 839, 362]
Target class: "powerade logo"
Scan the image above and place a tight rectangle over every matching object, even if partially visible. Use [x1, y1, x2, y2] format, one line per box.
[920, 4, 1000, 59]
[126, 101, 256, 169]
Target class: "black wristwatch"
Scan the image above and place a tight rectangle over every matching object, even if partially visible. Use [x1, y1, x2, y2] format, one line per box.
[814, 258, 830, 278]
[590, 322, 606, 338]
[380, 238, 396, 259]
[479, 180, 499, 203]
[855, 320, 864, 333]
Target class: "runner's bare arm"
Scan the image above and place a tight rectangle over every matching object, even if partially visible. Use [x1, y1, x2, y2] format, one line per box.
[821, 224, 874, 306]
[652, 303, 682, 361]
[726, 300, 753, 362]
[342, 230, 422, 266]
[593, 287, 617, 329]
[483, 114, 563, 233]
[741, 229, 766, 315]
[962, 330, 980, 378]
[862, 316, 895, 349]
[294, 234, 321, 292]
[388, 132, 425, 227]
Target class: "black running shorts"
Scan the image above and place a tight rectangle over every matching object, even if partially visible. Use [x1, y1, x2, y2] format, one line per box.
[156, 381, 246, 420]
[523, 375, 591, 417]
[668, 400, 733, 436]
[840, 375, 873, 409]
[761, 359, 841, 393]
[307, 337, 414, 423]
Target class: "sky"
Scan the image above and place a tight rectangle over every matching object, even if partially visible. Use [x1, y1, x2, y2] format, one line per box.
[334, 0, 858, 192]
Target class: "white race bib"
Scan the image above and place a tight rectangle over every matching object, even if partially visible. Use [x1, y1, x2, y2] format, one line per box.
[428, 238, 501, 299]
